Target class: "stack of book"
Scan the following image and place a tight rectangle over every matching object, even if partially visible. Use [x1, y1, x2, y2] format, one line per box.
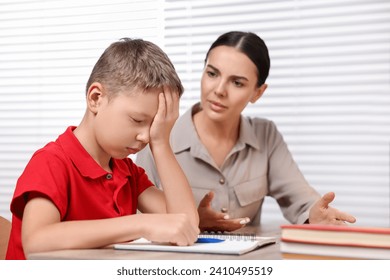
[280, 224, 390, 259]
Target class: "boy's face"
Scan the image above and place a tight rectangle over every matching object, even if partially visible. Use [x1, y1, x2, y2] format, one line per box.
[93, 88, 160, 159]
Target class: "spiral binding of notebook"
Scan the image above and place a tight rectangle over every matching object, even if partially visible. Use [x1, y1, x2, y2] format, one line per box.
[199, 231, 257, 241]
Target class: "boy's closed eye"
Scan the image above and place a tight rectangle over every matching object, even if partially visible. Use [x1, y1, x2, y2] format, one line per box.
[130, 117, 143, 124]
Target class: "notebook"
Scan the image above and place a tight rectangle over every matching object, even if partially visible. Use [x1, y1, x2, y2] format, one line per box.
[114, 234, 277, 255]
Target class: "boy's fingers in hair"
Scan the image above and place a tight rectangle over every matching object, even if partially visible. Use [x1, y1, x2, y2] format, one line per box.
[163, 86, 179, 118]
[162, 86, 171, 116]
[173, 91, 179, 118]
[156, 92, 166, 118]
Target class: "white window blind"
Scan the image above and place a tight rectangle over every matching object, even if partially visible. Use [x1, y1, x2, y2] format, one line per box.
[162, 0, 390, 226]
[0, 0, 163, 220]
[1, 0, 389, 228]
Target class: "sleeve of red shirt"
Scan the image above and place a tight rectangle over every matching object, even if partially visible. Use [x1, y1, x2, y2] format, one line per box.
[124, 157, 154, 197]
[10, 148, 70, 220]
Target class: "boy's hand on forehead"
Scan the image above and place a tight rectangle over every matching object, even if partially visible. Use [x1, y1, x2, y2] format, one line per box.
[149, 87, 179, 148]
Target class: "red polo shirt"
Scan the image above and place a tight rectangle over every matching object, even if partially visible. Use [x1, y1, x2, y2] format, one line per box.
[6, 126, 153, 259]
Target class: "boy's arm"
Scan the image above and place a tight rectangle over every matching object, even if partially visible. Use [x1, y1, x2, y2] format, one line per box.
[22, 90, 199, 256]
[145, 89, 199, 227]
[22, 196, 198, 256]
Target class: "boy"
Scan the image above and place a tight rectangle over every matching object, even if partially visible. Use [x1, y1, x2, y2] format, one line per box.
[6, 38, 200, 260]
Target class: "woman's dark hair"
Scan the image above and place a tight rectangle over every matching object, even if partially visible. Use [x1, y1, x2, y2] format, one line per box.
[205, 31, 270, 86]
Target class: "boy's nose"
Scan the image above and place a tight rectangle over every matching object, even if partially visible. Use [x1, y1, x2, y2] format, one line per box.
[136, 130, 150, 144]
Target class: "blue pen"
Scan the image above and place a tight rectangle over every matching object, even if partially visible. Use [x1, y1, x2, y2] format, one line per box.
[196, 237, 225, 243]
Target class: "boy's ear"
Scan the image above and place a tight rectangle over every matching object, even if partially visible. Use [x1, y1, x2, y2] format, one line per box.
[250, 83, 268, 104]
[86, 82, 105, 114]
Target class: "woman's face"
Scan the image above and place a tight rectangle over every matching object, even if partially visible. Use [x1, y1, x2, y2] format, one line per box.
[200, 46, 264, 122]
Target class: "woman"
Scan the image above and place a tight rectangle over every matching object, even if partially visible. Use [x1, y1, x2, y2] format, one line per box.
[136, 31, 356, 232]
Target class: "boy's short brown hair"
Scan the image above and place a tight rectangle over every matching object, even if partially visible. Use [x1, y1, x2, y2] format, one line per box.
[86, 38, 183, 98]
